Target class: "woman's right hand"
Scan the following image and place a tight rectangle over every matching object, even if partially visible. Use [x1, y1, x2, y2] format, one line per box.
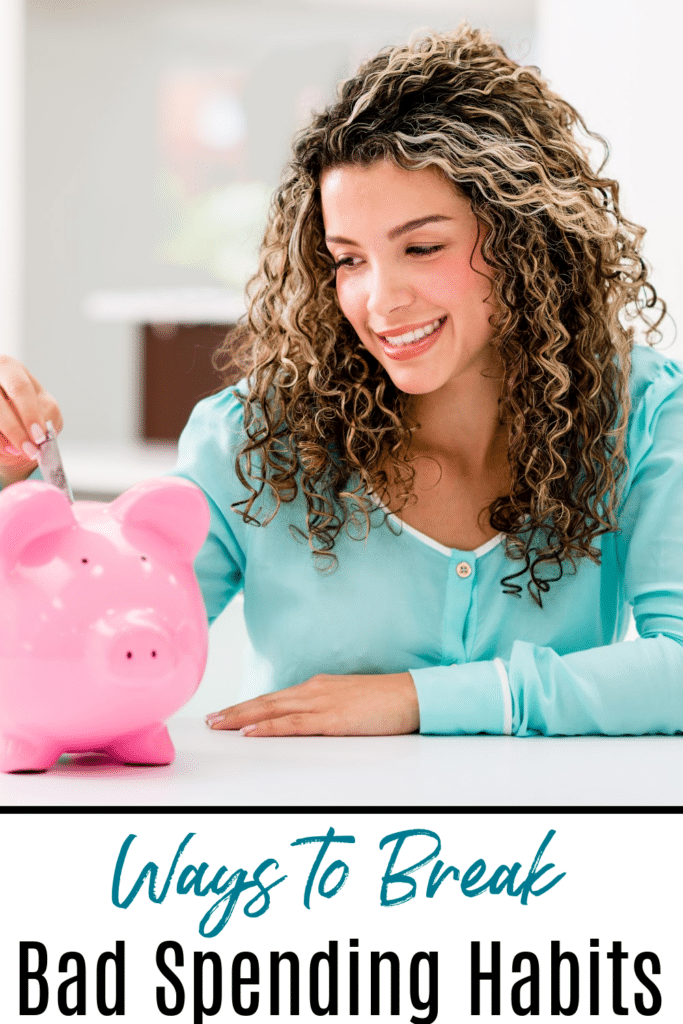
[0, 355, 64, 486]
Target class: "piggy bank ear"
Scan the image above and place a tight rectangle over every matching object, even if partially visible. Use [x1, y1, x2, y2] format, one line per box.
[110, 477, 210, 563]
[0, 480, 76, 574]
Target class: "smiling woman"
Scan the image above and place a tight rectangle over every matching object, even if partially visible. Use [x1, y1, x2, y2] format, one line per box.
[320, 161, 509, 552]
[187, 21, 682, 738]
[4, 22, 683, 739]
[321, 162, 498, 396]
[178, 21, 683, 740]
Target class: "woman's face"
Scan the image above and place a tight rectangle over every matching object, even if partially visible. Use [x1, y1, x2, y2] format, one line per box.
[321, 159, 499, 397]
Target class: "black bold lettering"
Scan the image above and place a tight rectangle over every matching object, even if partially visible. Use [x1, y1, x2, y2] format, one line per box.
[97, 941, 125, 1016]
[471, 941, 500, 1015]
[410, 951, 438, 1024]
[607, 941, 628, 1016]
[231, 952, 258, 1017]
[270, 952, 299, 1016]
[349, 941, 359, 1017]
[589, 940, 600, 1016]
[310, 941, 338, 1016]
[634, 952, 661, 1016]
[156, 941, 185, 1015]
[194, 951, 222, 1023]
[511, 951, 539, 1016]
[370, 951, 400, 1016]
[57, 951, 86, 1016]
[550, 941, 579, 1016]
[19, 942, 49, 1016]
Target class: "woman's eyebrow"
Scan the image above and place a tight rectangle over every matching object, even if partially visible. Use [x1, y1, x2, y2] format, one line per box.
[325, 214, 452, 246]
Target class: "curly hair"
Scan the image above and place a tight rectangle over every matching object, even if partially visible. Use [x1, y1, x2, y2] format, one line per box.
[210, 21, 666, 605]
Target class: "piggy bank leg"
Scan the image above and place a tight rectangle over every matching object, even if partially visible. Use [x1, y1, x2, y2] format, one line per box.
[0, 733, 61, 773]
[104, 723, 175, 766]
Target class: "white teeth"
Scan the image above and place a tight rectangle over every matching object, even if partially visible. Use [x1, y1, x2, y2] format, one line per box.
[381, 317, 444, 346]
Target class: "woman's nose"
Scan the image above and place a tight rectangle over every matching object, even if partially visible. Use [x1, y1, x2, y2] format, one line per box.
[365, 263, 413, 318]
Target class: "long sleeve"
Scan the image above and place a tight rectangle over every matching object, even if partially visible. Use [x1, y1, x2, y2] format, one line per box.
[0, 463, 42, 491]
[412, 356, 683, 736]
[163, 387, 249, 627]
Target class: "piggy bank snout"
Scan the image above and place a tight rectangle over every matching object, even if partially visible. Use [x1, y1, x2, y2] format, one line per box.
[106, 623, 176, 684]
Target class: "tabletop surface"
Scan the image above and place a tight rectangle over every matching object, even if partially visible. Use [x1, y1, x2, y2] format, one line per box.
[0, 717, 681, 807]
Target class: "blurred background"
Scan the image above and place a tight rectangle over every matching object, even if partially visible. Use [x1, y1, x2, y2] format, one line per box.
[1, 0, 681, 714]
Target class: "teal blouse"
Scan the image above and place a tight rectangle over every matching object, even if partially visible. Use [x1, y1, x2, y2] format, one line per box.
[161, 344, 683, 736]
[15, 345, 683, 735]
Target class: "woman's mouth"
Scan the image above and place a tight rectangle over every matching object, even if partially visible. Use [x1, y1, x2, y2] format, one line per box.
[376, 316, 447, 361]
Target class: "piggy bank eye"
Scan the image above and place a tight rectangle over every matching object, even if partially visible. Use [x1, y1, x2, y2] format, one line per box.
[81, 558, 88, 564]
[141, 556, 147, 561]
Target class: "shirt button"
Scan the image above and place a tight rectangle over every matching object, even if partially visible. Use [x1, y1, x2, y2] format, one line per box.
[456, 561, 472, 578]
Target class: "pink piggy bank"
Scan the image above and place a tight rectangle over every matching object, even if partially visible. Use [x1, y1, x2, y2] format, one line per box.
[0, 476, 210, 772]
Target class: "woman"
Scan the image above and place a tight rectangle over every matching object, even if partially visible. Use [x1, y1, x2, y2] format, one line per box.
[2, 24, 681, 738]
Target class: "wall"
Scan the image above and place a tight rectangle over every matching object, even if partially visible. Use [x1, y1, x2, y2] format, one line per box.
[24, 0, 535, 443]
[537, 0, 683, 359]
[1, 0, 24, 362]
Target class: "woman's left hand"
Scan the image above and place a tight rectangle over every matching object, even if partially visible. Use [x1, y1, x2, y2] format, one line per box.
[205, 672, 420, 736]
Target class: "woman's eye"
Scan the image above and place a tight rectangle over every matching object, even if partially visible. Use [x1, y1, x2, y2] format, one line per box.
[333, 256, 360, 270]
[407, 245, 444, 256]
[333, 245, 443, 270]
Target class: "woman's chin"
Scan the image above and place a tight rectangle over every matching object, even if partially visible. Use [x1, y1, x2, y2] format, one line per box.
[384, 365, 452, 396]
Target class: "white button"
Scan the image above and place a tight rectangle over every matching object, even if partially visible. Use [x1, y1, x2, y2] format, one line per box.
[456, 561, 472, 578]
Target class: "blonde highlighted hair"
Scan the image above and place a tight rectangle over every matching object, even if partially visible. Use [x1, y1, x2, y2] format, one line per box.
[211, 22, 666, 604]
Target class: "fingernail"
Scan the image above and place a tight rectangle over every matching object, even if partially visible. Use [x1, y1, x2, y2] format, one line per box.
[22, 441, 39, 460]
[205, 714, 224, 727]
[240, 725, 257, 735]
[4, 444, 21, 456]
[30, 423, 46, 445]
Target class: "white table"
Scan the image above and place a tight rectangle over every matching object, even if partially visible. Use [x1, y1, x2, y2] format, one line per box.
[0, 717, 681, 806]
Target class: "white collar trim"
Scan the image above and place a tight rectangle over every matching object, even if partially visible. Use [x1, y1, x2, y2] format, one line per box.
[370, 493, 504, 558]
